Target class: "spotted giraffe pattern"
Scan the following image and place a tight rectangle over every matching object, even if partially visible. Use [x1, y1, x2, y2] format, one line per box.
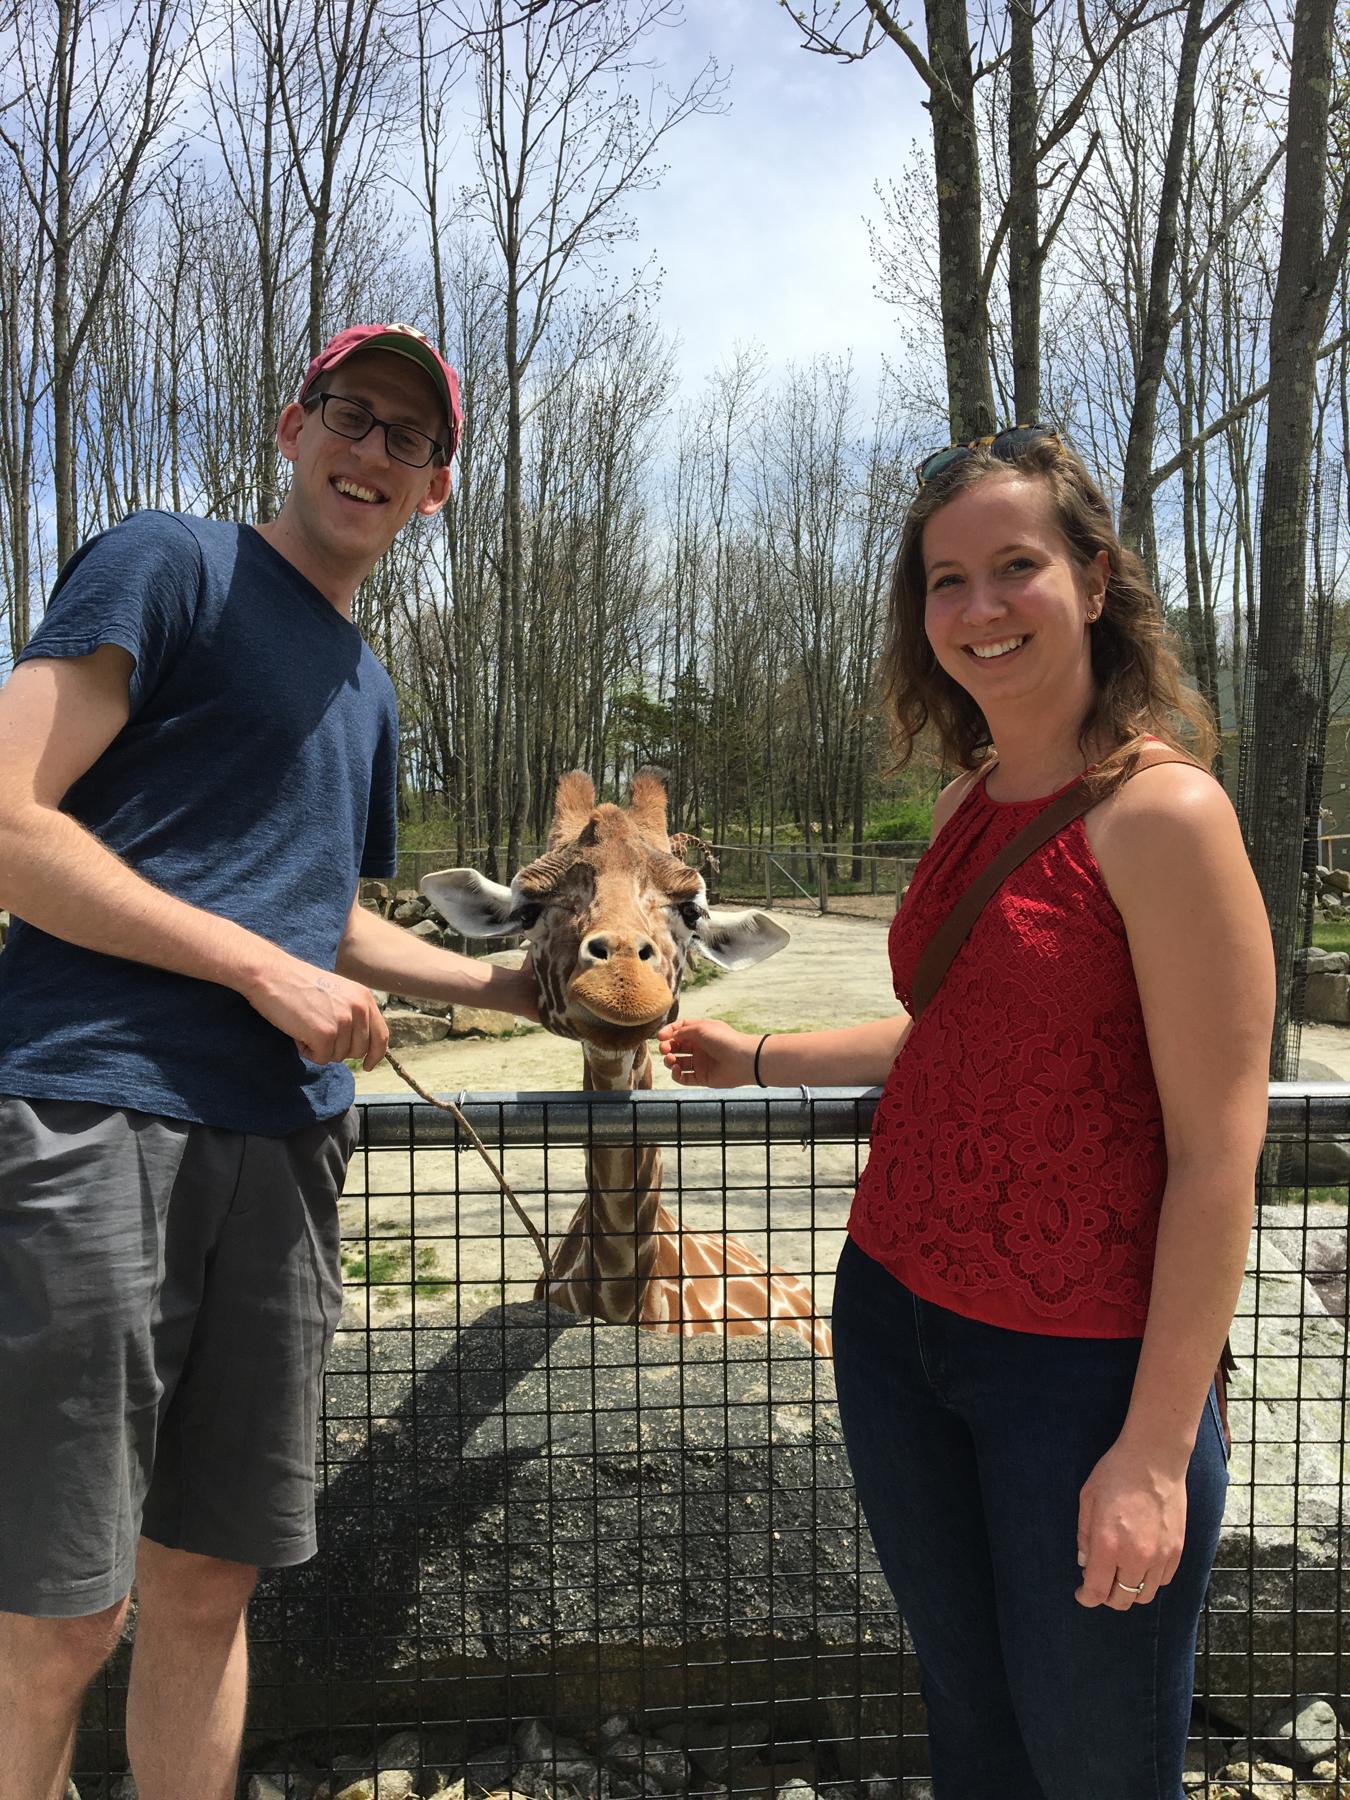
[540, 1039, 833, 1357]
[425, 772, 830, 1356]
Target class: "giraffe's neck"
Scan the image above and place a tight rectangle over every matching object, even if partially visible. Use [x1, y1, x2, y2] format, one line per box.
[550, 1041, 668, 1322]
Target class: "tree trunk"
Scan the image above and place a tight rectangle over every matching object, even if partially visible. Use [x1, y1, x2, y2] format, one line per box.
[1118, 0, 1208, 550]
[1006, 0, 1040, 424]
[1241, 0, 1349, 1077]
[925, 0, 996, 439]
[505, 277, 529, 873]
[51, 0, 76, 567]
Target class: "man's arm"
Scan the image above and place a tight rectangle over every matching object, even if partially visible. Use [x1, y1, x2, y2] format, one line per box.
[335, 900, 539, 1021]
[0, 649, 388, 1068]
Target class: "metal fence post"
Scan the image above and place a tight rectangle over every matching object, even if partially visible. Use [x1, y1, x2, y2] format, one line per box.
[765, 851, 773, 909]
[818, 857, 829, 913]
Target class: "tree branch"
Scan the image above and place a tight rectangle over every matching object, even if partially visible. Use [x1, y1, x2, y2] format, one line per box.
[1146, 329, 1350, 494]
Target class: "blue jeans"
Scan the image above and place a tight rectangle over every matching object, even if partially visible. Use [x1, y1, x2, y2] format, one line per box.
[831, 1236, 1229, 1800]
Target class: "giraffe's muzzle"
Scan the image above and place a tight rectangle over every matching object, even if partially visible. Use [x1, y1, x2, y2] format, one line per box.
[565, 960, 675, 1044]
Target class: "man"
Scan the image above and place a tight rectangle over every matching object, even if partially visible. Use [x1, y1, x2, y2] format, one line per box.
[0, 324, 535, 1799]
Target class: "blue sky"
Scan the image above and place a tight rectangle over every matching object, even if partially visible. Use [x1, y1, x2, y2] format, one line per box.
[619, 0, 931, 395]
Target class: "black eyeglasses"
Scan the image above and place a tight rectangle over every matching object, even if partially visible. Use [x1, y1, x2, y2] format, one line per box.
[304, 392, 446, 469]
[915, 424, 1062, 488]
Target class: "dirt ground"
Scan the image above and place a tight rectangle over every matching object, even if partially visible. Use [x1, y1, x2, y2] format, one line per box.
[354, 910, 900, 1100]
[354, 907, 1350, 1093]
[343, 913, 1350, 1331]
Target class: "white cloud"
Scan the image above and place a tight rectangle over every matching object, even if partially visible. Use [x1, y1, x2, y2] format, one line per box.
[624, 0, 931, 393]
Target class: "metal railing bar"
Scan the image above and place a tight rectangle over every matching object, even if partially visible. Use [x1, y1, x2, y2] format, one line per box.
[358, 1082, 1350, 1149]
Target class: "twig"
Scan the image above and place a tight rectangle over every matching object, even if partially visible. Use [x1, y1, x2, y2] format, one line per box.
[383, 1049, 550, 1272]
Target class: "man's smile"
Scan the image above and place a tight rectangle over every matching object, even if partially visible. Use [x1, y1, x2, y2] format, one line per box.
[331, 476, 387, 505]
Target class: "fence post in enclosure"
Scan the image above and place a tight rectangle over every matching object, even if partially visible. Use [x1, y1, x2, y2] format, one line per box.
[818, 858, 829, 914]
[896, 862, 904, 912]
[870, 858, 877, 896]
[765, 852, 773, 910]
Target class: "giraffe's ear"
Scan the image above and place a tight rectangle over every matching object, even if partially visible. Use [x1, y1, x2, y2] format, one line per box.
[628, 768, 670, 847]
[421, 868, 519, 938]
[693, 908, 791, 970]
[549, 771, 596, 847]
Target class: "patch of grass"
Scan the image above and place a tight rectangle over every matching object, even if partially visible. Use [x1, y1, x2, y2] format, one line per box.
[863, 799, 933, 841]
[711, 1008, 843, 1038]
[1266, 1185, 1348, 1206]
[341, 1239, 458, 1305]
[713, 1008, 771, 1036]
[340, 1242, 411, 1286]
[683, 952, 724, 991]
[1311, 921, 1350, 953]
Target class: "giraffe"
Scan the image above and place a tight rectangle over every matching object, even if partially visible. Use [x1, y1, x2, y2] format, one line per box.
[421, 771, 832, 1356]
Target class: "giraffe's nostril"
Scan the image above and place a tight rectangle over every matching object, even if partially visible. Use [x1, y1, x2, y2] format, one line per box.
[585, 936, 610, 960]
[638, 942, 656, 961]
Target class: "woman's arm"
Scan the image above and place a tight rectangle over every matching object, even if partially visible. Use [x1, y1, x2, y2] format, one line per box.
[658, 1013, 909, 1089]
[1074, 763, 1274, 1608]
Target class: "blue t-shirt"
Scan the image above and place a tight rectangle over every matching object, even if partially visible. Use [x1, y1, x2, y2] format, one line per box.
[0, 510, 399, 1135]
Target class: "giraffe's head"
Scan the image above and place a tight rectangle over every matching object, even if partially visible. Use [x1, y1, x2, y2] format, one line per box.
[422, 771, 789, 1052]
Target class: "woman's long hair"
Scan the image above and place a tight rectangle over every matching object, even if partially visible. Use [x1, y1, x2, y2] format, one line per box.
[879, 436, 1217, 791]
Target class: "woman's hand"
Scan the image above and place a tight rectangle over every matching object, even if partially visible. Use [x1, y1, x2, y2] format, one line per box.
[657, 1018, 758, 1088]
[1075, 1440, 1188, 1610]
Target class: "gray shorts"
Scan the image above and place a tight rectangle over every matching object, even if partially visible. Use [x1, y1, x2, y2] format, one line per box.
[0, 1095, 357, 1618]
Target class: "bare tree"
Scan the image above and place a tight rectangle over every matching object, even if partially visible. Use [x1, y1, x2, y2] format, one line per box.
[0, 0, 193, 565]
[457, 0, 720, 867]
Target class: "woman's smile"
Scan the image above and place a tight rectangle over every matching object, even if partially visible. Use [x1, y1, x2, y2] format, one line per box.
[965, 634, 1029, 662]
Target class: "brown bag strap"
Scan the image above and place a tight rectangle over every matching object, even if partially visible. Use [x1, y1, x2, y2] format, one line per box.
[906, 742, 1234, 1424]
[908, 773, 1095, 1018]
[909, 746, 1204, 1020]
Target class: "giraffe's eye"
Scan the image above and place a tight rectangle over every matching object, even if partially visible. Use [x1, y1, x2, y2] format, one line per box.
[678, 902, 704, 930]
[513, 902, 543, 929]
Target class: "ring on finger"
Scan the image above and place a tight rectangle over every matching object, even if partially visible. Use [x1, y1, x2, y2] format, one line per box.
[1112, 1574, 1147, 1595]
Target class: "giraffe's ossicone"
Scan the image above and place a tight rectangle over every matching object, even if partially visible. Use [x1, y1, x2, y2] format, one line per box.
[422, 770, 832, 1356]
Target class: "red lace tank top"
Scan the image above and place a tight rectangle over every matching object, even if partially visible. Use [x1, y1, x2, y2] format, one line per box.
[848, 766, 1166, 1336]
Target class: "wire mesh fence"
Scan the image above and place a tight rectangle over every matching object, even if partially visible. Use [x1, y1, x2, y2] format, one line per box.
[74, 1084, 1349, 1798]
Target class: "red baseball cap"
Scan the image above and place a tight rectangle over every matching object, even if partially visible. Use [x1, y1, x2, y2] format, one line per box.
[300, 323, 464, 463]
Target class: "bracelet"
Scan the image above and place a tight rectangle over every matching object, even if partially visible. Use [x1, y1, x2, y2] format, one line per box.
[753, 1032, 773, 1087]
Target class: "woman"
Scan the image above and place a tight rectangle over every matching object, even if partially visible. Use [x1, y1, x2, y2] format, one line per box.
[658, 429, 1274, 1800]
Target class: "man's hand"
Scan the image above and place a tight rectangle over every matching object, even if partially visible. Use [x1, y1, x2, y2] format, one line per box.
[1075, 1439, 1188, 1610]
[243, 949, 389, 1070]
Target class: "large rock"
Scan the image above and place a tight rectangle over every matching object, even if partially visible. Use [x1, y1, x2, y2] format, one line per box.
[248, 1306, 903, 1769]
[1303, 970, 1350, 1024]
[1203, 1236, 1350, 1731]
[447, 1003, 521, 1038]
[1260, 1694, 1342, 1764]
[382, 1009, 450, 1049]
[1257, 1204, 1348, 1317]
[1272, 1060, 1350, 1186]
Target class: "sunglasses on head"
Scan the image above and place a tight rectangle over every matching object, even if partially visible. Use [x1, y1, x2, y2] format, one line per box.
[915, 424, 1062, 488]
